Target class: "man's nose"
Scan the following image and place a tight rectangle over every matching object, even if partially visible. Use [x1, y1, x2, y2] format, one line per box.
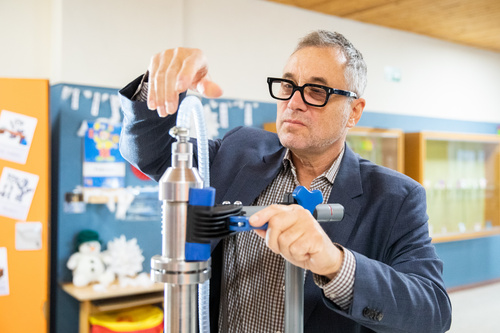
[288, 90, 307, 109]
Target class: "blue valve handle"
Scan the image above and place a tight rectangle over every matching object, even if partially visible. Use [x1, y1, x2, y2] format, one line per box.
[228, 186, 323, 232]
[292, 186, 323, 215]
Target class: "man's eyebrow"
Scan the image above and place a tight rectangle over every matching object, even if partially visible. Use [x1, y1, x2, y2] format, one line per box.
[310, 76, 329, 86]
[281, 73, 330, 86]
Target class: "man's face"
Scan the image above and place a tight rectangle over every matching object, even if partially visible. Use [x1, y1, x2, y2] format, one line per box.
[276, 46, 354, 156]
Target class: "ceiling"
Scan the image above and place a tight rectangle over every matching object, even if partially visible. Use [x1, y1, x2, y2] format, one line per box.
[266, 0, 500, 53]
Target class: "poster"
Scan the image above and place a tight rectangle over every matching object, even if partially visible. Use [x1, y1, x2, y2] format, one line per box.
[83, 121, 125, 188]
[0, 247, 9, 296]
[0, 110, 38, 164]
[0, 167, 39, 221]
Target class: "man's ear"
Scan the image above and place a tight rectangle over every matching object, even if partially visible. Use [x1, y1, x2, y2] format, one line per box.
[347, 98, 365, 128]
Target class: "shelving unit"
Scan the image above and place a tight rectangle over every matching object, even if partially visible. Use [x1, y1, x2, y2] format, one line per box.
[62, 280, 164, 333]
[405, 131, 500, 242]
[346, 127, 405, 173]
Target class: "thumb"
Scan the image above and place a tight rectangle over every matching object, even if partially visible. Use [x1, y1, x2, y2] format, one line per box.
[195, 77, 223, 98]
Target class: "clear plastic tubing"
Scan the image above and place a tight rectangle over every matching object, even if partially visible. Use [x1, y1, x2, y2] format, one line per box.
[176, 95, 210, 333]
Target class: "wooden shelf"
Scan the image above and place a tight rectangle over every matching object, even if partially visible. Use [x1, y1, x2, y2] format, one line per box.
[61, 280, 164, 301]
[432, 227, 500, 243]
[93, 293, 164, 312]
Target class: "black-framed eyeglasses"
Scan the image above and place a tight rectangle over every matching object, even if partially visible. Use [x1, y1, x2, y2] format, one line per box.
[267, 77, 358, 107]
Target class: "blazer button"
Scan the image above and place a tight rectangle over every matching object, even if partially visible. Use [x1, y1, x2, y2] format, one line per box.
[375, 312, 384, 322]
[362, 307, 374, 319]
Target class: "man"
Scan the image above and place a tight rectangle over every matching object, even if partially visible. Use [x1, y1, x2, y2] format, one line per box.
[119, 30, 452, 332]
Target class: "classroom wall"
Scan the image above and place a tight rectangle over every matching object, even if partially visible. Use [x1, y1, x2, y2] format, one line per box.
[0, 0, 51, 79]
[1, 0, 500, 122]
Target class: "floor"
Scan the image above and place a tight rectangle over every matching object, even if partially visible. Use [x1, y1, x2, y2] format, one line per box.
[448, 281, 500, 332]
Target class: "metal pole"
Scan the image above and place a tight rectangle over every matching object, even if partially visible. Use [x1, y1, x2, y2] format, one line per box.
[284, 262, 304, 333]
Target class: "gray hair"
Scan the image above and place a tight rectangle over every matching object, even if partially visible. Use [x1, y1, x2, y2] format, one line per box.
[294, 30, 367, 97]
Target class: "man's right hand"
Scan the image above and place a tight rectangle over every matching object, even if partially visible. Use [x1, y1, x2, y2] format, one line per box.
[147, 47, 223, 117]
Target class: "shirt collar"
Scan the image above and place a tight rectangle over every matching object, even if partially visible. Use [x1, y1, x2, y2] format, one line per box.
[282, 147, 345, 185]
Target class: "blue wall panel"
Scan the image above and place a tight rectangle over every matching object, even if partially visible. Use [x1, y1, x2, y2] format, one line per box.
[435, 235, 500, 288]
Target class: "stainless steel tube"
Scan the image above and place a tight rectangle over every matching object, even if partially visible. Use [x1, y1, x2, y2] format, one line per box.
[151, 128, 207, 333]
[164, 284, 198, 333]
[284, 261, 304, 333]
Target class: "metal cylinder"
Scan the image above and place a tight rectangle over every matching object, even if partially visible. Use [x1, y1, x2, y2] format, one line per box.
[284, 261, 304, 333]
[164, 284, 198, 333]
[151, 128, 207, 333]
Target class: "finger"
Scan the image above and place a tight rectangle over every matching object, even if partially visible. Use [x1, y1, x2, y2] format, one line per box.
[163, 49, 184, 115]
[286, 228, 323, 264]
[261, 207, 301, 254]
[176, 49, 208, 93]
[195, 77, 224, 98]
[147, 55, 160, 112]
[277, 224, 309, 260]
[177, 52, 223, 98]
[249, 204, 294, 228]
[254, 229, 266, 239]
[150, 50, 175, 117]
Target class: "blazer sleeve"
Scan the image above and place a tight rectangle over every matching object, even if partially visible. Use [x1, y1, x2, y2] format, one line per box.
[118, 75, 179, 181]
[118, 76, 223, 182]
[324, 184, 452, 333]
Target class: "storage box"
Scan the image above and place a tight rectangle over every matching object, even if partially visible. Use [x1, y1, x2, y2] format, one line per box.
[90, 305, 163, 333]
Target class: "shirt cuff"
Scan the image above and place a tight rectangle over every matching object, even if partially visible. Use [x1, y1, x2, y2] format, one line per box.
[132, 72, 149, 102]
[313, 244, 356, 311]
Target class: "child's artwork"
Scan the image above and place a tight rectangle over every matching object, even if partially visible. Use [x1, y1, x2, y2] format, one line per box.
[0, 167, 39, 221]
[0, 110, 38, 164]
[0, 247, 9, 296]
[83, 121, 125, 188]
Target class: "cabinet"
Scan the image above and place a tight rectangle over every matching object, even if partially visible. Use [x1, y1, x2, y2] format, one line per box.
[405, 131, 500, 242]
[346, 127, 405, 173]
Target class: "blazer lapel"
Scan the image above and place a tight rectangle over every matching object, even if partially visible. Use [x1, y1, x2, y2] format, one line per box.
[304, 145, 363, 324]
[217, 148, 286, 205]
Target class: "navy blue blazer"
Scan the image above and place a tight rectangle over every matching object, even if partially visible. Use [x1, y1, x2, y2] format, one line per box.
[119, 76, 451, 333]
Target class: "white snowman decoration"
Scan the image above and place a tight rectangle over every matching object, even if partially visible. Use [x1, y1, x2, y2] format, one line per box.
[67, 230, 114, 287]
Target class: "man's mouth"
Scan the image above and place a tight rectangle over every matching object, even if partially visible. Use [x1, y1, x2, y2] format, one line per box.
[283, 119, 306, 126]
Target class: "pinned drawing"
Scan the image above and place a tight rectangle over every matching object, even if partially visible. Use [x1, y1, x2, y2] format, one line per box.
[0, 247, 9, 296]
[0, 110, 38, 164]
[0, 167, 39, 221]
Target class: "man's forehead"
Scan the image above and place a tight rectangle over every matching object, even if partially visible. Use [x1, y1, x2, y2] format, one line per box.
[283, 46, 346, 76]
[282, 72, 329, 86]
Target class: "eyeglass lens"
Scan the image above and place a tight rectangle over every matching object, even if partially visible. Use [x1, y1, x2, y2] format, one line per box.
[271, 80, 328, 106]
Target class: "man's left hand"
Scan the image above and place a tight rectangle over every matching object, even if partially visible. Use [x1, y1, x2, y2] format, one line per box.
[249, 204, 343, 279]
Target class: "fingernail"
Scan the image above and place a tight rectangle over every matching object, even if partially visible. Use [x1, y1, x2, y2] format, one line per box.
[166, 102, 176, 114]
[157, 106, 167, 118]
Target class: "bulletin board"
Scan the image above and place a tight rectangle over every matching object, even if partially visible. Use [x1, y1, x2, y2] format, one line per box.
[0, 78, 50, 333]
